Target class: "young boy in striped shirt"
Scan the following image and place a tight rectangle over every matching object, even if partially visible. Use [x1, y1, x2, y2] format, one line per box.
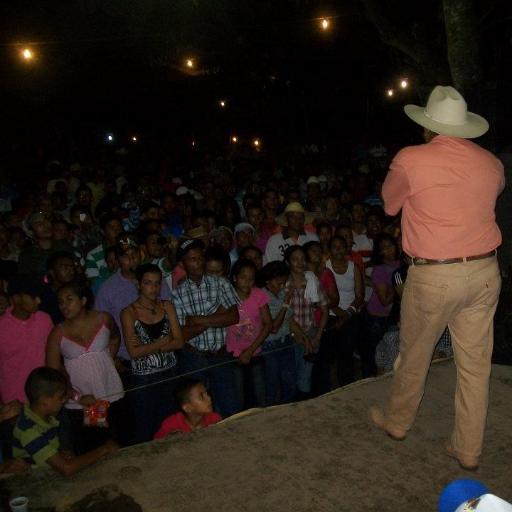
[13, 367, 118, 476]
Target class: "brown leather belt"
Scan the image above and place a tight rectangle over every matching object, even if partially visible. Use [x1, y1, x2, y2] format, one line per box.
[406, 250, 496, 266]
[183, 343, 227, 357]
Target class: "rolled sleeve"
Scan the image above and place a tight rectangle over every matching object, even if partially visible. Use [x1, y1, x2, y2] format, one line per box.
[382, 154, 411, 216]
[173, 295, 186, 326]
[218, 279, 239, 309]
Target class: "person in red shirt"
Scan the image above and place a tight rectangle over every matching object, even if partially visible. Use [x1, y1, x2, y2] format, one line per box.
[154, 379, 221, 438]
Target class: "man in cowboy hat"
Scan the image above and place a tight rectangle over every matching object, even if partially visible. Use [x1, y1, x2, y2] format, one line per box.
[370, 86, 504, 470]
[264, 202, 318, 262]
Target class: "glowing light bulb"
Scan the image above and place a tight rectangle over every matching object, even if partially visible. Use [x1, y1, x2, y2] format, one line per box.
[107, 134, 114, 142]
[400, 79, 409, 89]
[132, 136, 138, 142]
[387, 89, 394, 97]
[191, 140, 196, 147]
[253, 138, 261, 148]
[186, 59, 194, 69]
[320, 18, 330, 30]
[231, 136, 238, 143]
[219, 100, 226, 108]
[21, 48, 34, 60]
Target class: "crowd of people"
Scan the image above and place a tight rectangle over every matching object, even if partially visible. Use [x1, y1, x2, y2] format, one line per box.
[0, 139, 455, 475]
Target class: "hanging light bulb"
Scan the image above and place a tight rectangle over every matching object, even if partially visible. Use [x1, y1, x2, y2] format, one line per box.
[320, 18, 330, 31]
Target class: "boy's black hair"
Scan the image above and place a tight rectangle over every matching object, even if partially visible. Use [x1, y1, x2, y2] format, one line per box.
[230, 258, 257, 282]
[25, 367, 67, 406]
[204, 245, 231, 275]
[173, 378, 204, 412]
[238, 245, 263, 259]
[46, 250, 75, 272]
[257, 260, 290, 288]
[315, 220, 332, 234]
[99, 212, 122, 231]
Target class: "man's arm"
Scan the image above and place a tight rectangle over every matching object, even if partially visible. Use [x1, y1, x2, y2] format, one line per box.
[187, 305, 239, 329]
[382, 155, 411, 216]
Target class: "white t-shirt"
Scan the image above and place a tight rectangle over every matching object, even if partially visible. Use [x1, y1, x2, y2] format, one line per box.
[264, 232, 319, 263]
[326, 259, 355, 313]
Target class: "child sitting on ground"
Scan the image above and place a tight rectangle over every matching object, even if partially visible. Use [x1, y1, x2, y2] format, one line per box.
[13, 367, 118, 476]
[154, 379, 221, 439]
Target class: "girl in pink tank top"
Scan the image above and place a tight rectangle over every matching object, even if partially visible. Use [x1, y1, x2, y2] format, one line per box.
[46, 282, 124, 453]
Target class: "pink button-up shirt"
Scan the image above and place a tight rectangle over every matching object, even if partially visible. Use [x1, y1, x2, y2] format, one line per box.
[0, 308, 53, 403]
[382, 135, 505, 259]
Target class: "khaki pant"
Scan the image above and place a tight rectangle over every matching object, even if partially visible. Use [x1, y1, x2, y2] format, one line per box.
[385, 256, 501, 457]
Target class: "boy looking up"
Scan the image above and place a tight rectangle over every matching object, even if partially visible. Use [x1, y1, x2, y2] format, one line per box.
[154, 379, 221, 439]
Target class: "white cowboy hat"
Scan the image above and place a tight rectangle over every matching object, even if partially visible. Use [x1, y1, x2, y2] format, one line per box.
[276, 202, 317, 226]
[404, 85, 489, 139]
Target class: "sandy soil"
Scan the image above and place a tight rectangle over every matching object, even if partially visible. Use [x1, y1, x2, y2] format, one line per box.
[1, 359, 511, 512]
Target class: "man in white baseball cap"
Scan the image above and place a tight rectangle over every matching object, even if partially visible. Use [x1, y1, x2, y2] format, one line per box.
[370, 86, 505, 470]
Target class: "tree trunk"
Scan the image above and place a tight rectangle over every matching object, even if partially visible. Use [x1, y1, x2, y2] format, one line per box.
[443, 0, 482, 105]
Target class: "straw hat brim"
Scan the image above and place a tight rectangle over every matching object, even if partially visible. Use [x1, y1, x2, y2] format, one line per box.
[276, 211, 317, 227]
[404, 105, 489, 139]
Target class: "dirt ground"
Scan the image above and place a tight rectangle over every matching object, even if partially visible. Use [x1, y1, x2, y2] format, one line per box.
[2, 359, 511, 512]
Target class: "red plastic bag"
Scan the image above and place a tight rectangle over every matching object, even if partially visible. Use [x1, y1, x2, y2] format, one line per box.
[83, 400, 110, 428]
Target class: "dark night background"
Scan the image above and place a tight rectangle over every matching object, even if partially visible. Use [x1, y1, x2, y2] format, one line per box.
[0, 0, 511, 163]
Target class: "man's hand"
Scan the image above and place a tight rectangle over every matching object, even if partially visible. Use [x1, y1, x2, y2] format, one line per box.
[298, 333, 314, 354]
[238, 349, 253, 365]
[186, 315, 207, 328]
[79, 395, 97, 407]
[114, 358, 128, 374]
[311, 334, 322, 350]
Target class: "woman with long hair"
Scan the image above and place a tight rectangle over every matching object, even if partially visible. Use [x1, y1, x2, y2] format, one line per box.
[120, 263, 183, 443]
[46, 281, 124, 453]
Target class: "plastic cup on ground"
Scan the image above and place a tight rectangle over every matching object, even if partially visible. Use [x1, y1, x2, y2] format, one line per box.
[9, 496, 29, 512]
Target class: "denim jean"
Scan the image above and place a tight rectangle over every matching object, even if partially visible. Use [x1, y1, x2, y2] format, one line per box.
[233, 356, 266, 409]
[180, 349, 241, 418]
[262, 336, 297, 406]
[294, 327, 319, 393]
[131, 366, 177, 444]
[359, 312, 389, 378]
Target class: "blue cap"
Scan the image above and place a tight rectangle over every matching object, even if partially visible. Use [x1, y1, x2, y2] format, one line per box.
[439, 479, 489, 512]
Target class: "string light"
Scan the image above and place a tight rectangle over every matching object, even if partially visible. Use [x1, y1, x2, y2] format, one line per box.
[131, 136, 138, 142]
[106, 134, 114, 142]
[231, 136, 238, 143]
[219, 99, 226, 108]
[253, 138, 261, 148]
[400, 78, 409, 89]
[185, 58, 194, 69]
[386, 89, 394, 97]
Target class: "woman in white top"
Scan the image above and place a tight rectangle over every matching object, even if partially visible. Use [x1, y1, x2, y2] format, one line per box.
[46, 281, 124, 454]
[325, 236, 364, 386]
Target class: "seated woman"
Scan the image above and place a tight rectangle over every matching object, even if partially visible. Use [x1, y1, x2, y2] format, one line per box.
[46, 281, 124, 454]
[120, 263, 183, 444]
